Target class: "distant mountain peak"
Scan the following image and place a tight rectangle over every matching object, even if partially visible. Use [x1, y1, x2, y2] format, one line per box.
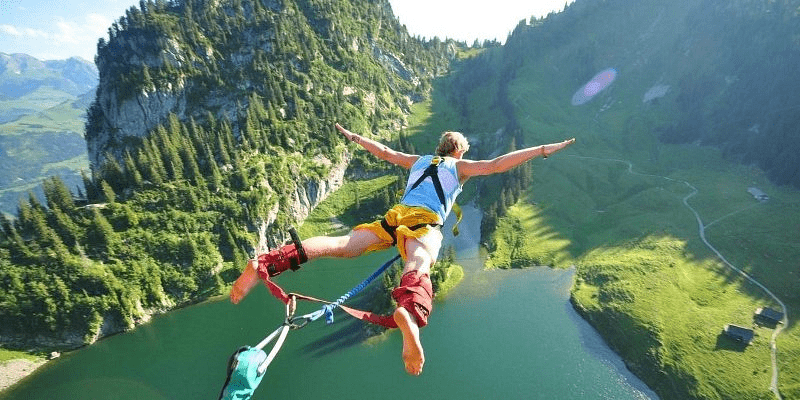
[0, 52, 98, 100]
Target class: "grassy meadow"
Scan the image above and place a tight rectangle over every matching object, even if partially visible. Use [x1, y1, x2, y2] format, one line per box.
[0, 94, 89, 216]
[296, 174, 400, 239]
[486, 65, 798, 398]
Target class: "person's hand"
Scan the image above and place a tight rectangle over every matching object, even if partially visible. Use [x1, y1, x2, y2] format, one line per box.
[543, 138, 576, 157]
[555, 138, 576, 151]
[335, 123, 358, 143]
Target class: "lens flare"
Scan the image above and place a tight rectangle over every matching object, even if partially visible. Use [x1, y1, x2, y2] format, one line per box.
[571, 68, 617, 105]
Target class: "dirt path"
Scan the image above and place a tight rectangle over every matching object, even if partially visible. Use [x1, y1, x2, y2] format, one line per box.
[571, 155, 788, 399]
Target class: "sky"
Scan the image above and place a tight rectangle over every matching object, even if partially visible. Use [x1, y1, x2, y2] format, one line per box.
[0, 0, 573, 62]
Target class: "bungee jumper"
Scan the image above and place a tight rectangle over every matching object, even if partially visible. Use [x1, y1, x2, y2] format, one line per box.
[228, 123, 575, 381]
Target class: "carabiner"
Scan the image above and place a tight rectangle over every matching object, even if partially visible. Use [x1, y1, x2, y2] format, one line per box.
[285, 316, 310, 330]
[285, 295, 297, 320]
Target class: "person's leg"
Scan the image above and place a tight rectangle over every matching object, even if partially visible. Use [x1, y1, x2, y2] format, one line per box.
[400, 228, 442, 275]
[230, 229, 383, 304]
[302, 228, 382, 259]
[392, 230, 442, 375]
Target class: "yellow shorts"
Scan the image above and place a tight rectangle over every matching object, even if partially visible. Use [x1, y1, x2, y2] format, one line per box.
[354, 204, 441, 261]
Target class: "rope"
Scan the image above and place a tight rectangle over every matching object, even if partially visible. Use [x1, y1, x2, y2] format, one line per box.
[317, 254, 401, 324]
[260, 253, 402, 328]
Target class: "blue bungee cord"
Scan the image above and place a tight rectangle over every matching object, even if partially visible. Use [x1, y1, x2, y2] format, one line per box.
[307, 254, 401, 324]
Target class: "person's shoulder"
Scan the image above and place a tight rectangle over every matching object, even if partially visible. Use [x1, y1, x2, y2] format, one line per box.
[442, 156, 460, 164]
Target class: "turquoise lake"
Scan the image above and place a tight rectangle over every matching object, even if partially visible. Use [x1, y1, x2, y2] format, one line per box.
[1, 205, 657, 399]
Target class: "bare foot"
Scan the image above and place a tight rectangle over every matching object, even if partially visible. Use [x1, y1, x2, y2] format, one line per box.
[393, 307, 424, 375]
[230, 260, 259, 304]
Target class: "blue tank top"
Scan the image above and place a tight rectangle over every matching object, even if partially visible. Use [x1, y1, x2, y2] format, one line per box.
[401, 155, 462, 224]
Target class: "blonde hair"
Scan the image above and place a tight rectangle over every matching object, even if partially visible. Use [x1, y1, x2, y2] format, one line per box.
[435, 131, 469, 156]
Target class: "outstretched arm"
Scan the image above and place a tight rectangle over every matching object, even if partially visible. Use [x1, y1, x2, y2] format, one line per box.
[336, 123, 419, 169]
[457, 138, 575, 180]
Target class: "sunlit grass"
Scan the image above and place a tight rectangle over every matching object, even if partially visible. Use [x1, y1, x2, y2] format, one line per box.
[0, 349, 43, 364]
[417, 49, 800, 397]
[41, 154, 89, 175]
[485, 202, 572, 269]
[434, 264, 464, 300]
[483, 113, 800, 399]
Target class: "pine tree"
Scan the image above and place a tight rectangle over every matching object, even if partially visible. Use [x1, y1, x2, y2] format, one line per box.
[180, 137, 205, 187]
[16, 195, 38, 238]
[137, 151, 162, 185]
[219, 223, 237, 261]
[43, 176, 75, 211]
[142, 65, 154, 89]
[81, 170, 100, 202]
[124, 151, 144, 187]
[101, 152, 126, 193]
[50, 207, 80, 249]
[143, 136, 168, 182]
[215, 129, 233, 166]
[4, 222, 31, 262]
[85, 208, 117, 258]
[100, 180, 117, 203]
[23, 195, 69, 258]
[0, 213, 10, 241]
[157, 125, 184, 181]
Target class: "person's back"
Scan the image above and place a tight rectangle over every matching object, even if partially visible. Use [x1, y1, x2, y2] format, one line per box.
[401, 155, 462, 225]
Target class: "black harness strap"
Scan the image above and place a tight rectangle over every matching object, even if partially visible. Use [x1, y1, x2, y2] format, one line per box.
[380, 219, 440, 246]
[406, 157, 447, 207]
[288, 227, 307, 270]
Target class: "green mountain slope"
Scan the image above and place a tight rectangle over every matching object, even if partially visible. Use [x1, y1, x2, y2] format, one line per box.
[0, 53, 97, 122]
[0, 54, 97, 216]
[434, 0, 799, 398]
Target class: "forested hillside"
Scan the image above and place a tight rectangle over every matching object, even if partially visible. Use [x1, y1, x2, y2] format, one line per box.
[0, 0, 464, 347]
[85, 0, 456, 169]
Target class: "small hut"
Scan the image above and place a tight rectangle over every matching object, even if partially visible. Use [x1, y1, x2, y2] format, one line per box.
[723, 324, 754, 344]
[747, 187, 769, 202]
[755, 307, 784, 324]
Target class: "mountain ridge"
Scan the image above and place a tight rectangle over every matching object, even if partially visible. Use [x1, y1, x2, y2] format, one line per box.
[0, 53, 97, 101]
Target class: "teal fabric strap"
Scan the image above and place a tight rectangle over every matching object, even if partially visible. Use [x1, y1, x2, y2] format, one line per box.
[219, 347, 268, 400]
